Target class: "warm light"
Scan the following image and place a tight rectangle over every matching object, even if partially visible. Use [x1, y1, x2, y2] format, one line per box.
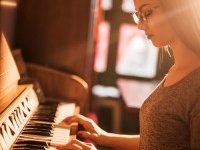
[101, 0, 113, 11]
[94, 21, 110, 73]
[122, 0, 135, 13]
[0, 0, 17, 7]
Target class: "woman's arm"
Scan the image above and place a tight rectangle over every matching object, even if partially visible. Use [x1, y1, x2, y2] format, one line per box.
[99, 132, 140, 150]
[62, 114, 140, 150]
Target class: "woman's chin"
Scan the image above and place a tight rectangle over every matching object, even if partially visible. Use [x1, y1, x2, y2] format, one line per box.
[151, 41, 166, 48]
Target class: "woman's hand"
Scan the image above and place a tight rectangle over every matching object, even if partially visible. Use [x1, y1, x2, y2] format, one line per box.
[56, 139, 97, 150]
[61, 114, 108, 145]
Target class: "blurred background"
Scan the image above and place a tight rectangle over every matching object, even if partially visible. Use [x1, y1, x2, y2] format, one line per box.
[1, 0, 174, 136]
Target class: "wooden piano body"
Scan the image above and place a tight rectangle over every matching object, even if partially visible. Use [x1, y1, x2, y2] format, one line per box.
[0, 30, 86, 149]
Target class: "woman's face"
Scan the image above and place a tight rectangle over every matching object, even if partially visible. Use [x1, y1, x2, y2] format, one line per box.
[133, 0, 178, 47]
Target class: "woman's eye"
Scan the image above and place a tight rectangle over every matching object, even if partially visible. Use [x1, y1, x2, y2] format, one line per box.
[144, 10, 153, 17]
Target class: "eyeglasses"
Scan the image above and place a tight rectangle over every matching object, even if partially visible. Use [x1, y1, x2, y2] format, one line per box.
[132, 6, 159, 24]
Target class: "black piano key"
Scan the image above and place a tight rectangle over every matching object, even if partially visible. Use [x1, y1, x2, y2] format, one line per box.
[23, 126, 54, 131]
[13, 144, 46, 149]
[21, 131, 53, 137]
[25, 125, 53, 130]
[22, 129, 52, 135]
[26, 122, 53, 127]
[15, 140, 49, 146]
[23, 127, 52, 132]
[30, 118, 55, 122]
[13, 140, 49, 150]
[30, 117, 55, 121]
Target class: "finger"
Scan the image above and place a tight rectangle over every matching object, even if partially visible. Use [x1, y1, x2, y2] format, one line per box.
[63, 114, 87, 124]
[66, 143, 83, 150]
[58, 140, 83, 150]
[69, 139, 95, 150]
[64, 115, 95, 131]
[62, 115, 77, 124]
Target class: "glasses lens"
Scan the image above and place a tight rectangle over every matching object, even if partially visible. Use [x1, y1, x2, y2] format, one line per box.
[132, 13, 139, 24]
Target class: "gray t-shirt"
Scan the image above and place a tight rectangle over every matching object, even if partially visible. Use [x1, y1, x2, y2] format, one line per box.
[140, 68, 200, 150]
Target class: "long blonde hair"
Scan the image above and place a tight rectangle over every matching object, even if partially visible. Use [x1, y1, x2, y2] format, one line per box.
[160, 0, 200, 55]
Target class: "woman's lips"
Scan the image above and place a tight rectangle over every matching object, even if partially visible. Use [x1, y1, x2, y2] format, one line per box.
[147, 34, 153, 39]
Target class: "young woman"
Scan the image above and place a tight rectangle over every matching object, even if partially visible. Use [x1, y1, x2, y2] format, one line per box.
[57, 0, 200, 149]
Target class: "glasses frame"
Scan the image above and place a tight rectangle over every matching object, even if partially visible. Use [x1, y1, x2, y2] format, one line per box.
[132, 6, 159, 24]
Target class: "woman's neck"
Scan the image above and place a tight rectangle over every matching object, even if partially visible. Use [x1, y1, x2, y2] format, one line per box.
[170, 40, 200, 70]
[164, 42, 200, 87]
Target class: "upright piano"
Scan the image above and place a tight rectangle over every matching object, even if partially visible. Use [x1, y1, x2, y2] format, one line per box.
[0, 84, 79, 150]
[0, 34, 79, 150]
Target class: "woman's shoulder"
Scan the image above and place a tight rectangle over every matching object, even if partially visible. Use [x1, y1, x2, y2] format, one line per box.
[185, 67, 200, 83]
[168, 66, 200, 88]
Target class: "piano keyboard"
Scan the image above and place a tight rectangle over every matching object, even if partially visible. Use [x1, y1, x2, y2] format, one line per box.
[0, 85, 78, 150]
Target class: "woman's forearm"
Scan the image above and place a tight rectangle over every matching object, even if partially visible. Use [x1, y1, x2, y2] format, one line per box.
[99, 133, 140, 150]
